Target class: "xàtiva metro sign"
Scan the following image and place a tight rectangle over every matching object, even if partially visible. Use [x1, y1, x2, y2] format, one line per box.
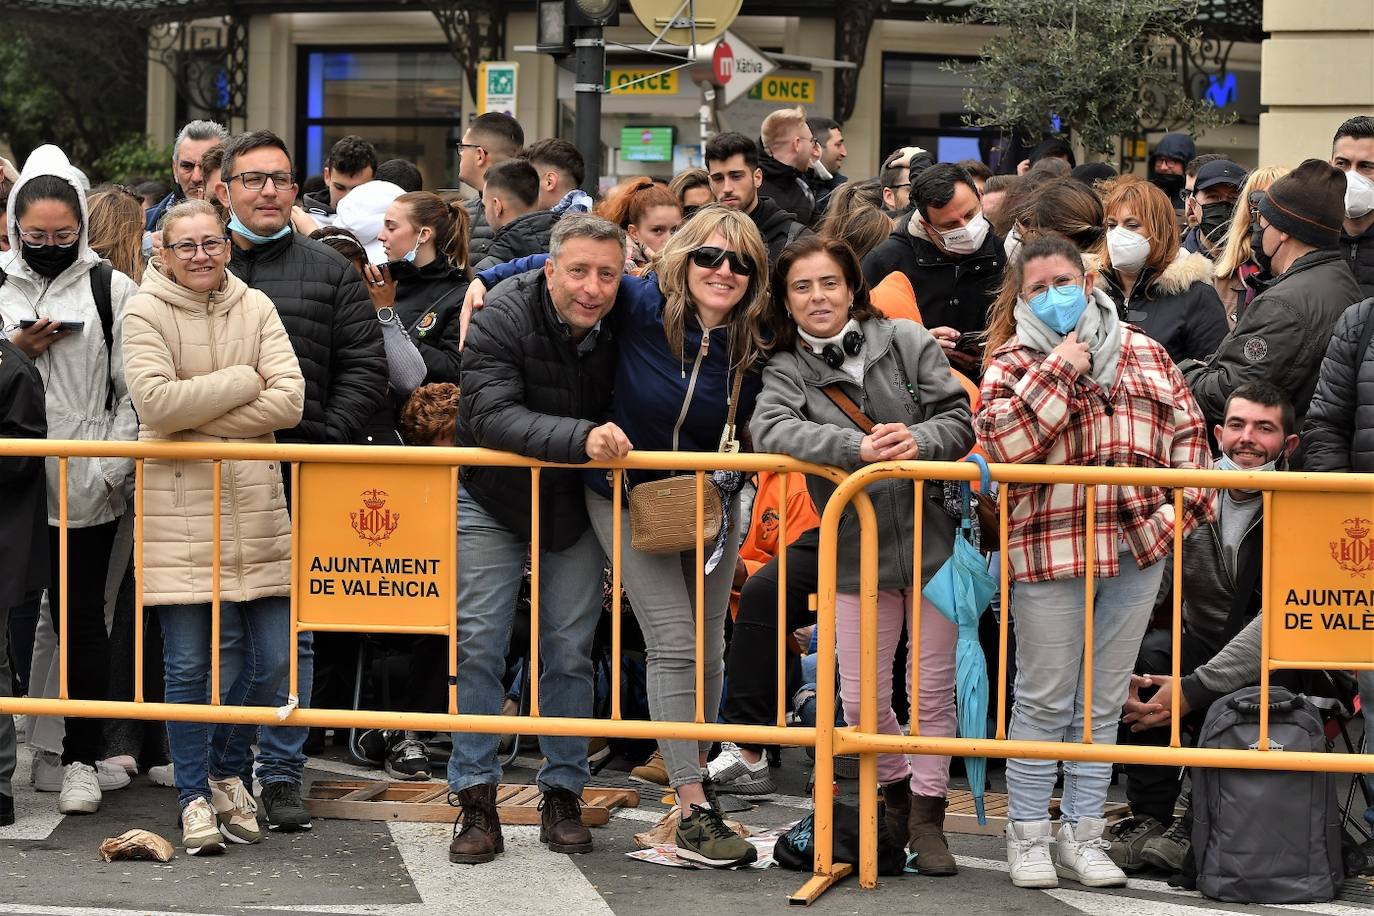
[705, 30, 776, 106]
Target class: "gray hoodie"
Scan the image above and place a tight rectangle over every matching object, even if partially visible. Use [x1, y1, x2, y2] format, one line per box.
[751, 317, 975, 590]
[0, 145, 139, 527]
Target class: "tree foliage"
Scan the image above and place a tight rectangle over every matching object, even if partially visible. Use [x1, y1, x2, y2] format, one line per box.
[952, 0, 1234, 155]
[0, 17, 151, 180]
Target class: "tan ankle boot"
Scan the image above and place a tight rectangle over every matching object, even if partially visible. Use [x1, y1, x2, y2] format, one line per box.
[908, 794, 957, 876]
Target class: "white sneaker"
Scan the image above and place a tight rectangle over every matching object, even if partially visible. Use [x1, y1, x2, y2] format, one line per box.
[148, 763, 175, 787]
[95, 759, 132, 791]
[1055, 816, 1128, 887]
[181, 797, 225, 856]
[31, 750, 64, 792]
[1006, 819, 1059, 888]
[705, 742, 775, 795]
[210, 776, 261, 844]
[58, 762, 102, 814]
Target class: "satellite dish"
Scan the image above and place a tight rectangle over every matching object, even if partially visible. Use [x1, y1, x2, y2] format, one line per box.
[628, 0, 742, 46]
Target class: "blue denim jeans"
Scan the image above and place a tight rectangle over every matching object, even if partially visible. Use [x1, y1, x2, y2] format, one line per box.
[447, 486, 604, 795]
[1006, 550, 1164, 824]
[158, 597, 291, 807]
[218, 606, 314, 787]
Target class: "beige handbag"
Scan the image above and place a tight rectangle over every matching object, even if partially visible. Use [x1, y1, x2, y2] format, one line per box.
[627, 370, 744, 554]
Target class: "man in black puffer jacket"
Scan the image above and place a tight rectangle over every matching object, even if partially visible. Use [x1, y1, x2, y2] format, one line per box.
[215, 130, 386, 834]
[448, 214, 628, 866]
[472, 160, 558, 272]
[1184, 160, 1363, 434]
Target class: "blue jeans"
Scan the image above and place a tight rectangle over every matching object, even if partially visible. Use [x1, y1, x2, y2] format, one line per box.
[447, 486, 604, 795]
[219, 606, 314, 787]
[159, 597, 291, 807]
[1006, 550, 1164, 824]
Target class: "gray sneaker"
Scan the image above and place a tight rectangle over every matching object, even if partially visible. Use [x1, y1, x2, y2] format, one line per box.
[704, 743, 775, 796]
[1105, 816, 1164, 873]
[1140, 816, 1191, 873]
[675, 804, 758, 868]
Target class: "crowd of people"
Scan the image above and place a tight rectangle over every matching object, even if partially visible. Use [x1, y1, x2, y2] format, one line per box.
[2, 106, 1374, 888]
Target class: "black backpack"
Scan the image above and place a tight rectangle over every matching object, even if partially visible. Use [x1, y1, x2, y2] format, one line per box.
[1192, 686, 1343, 904]
[0, 260, 116, 408]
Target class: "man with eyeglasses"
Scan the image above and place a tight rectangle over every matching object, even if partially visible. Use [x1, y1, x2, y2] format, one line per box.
[1182, 160, 1361, 441]
[212, 129, 387, 833]
[457, 112, 525, 262]
[144, 120, 229, 233]
[756, 107, 817, 226]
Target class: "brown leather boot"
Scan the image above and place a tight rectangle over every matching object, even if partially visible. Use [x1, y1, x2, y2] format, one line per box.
[880, 780, 911, 849]
[539, 787, 593, 854]
[908, 794, 957, 876]
[448, 784, 503, 864]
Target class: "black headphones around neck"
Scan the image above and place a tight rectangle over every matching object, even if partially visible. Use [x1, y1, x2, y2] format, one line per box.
[819, 328, 865, 369]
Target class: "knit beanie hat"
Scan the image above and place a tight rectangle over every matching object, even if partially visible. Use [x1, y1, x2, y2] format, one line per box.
[1258, 158, 1346, 250]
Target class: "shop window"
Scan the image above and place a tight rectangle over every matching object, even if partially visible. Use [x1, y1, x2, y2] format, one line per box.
[297, 47, 463, 189]
[881, 53, 1009, 172]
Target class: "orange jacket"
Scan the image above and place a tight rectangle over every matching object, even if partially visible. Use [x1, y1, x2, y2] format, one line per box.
[731, 471, 820, 617]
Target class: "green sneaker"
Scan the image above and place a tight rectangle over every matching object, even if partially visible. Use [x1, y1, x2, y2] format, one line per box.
[674, 803, 758, 868]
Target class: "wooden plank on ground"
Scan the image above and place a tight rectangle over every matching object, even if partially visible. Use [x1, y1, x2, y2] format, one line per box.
[303, 780, 639, 825]
[945, 791, 1128, 837]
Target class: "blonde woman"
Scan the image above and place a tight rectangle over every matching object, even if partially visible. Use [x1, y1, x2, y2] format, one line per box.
[87, 187, 147, 283]
[121, 199, 304, 855]
[1212, 166, 1289, 327]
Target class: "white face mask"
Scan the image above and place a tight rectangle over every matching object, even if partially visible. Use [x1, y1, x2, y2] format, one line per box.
[1107, 225, 1151, 273]
[1345, 169, 1374, 220]
[938, 212, 989, 255]
[1003, 224, 1022, 262]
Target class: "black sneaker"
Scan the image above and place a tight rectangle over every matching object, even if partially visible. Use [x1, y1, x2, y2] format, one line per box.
[261, 781, 312, 832]
[385, 732, 433, 781]
[1140, 815, 1190, 873]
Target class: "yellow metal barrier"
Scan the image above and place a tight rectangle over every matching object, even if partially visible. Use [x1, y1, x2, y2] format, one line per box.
[0, 438, 871, 905]
[818, 459, 1374, 889]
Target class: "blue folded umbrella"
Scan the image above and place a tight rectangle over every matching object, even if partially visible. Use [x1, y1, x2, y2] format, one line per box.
[922, 455, 998, 824]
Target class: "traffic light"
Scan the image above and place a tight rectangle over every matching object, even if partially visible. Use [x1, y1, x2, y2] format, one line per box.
[567, 0, 619, 27]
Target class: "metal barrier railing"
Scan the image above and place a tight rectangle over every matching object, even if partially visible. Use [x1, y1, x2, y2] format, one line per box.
[819, 459, 1374, 888]
[0, 438, 869, 904]
[8, 439, 1374, 902]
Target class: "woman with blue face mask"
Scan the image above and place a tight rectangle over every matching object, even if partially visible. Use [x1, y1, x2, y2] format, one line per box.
[975, 233, 1215, 891]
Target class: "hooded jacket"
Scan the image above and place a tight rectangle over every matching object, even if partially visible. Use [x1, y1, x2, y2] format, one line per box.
[298, 187, 337, 224]
[390, 258, 467, 385]
[1100, 249, 1229, 365]
[751, 318, 974, 590]
[0, 144, 140, 528]
[860, 213, 1006, 336]
[1341, 221, 1374, 299]
[750, 196, 811, 269]
[757, 147, 815, 226]
[464, 194, 495, 261]
[226, 230, 386, 444]
[122, 265, 305, 605]
[1184, 249, 1363, 432]
[473, 209, 559, 272]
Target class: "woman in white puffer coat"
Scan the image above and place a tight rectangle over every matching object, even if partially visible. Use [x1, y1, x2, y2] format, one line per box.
[0, 144, 139, 816]
[121, 198, 304, 856]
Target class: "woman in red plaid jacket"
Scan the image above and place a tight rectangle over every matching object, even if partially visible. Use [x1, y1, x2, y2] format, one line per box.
[974, 233, 1214, 890]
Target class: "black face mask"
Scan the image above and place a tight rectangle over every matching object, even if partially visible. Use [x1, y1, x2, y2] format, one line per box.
[23, 242, 79, 279]
[1151, 173, 1185, 205]
[1250, 221, 1274, 276]
[1198, 201, 1233, 247]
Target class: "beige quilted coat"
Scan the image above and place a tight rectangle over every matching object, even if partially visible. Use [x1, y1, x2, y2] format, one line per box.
[122, 264, 305, 605]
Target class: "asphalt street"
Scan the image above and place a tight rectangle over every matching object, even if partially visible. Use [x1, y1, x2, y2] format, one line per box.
[3, 738, 1374, 916]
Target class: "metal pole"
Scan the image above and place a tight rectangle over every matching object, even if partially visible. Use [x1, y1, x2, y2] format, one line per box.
[573, 26, 605, 194]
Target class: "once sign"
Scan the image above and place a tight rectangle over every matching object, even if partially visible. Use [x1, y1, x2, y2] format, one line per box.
[1268, 491, 1374, 666]
[297, 464, 454, 632]
[605, 68, 680, 95]
[747, 75, 816, 104]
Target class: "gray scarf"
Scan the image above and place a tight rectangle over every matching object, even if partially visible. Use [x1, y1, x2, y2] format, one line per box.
[1012, 286, 1123, 392]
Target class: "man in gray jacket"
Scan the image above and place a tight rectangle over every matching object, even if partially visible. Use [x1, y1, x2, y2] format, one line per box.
[1106, 382, 1297, 875]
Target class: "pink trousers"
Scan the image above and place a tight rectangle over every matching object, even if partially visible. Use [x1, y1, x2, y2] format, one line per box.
[835, 590, 958, 796]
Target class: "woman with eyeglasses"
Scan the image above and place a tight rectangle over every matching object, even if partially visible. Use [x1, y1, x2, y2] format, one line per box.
[750, 234, 974, 876]
[596, 177, 683, 272]
[121, 198, 304, 855]
[0, 145, 140, 817]
[976, 233, 1212, 889]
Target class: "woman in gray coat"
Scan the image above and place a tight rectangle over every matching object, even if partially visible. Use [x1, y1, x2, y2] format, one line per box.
[751, 234, 974, 876]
